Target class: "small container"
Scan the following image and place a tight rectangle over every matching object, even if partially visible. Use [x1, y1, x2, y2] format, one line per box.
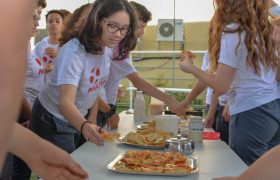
[134, 91, 146, 122]
[164, 135, 195, 156]
[188, 116, 204, 143]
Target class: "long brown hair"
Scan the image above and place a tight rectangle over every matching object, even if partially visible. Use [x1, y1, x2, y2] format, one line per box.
[208, 0, 278, 74]
[59, 4, 92, 46]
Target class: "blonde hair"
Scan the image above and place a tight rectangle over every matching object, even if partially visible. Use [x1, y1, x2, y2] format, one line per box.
[208, 0, 278, 74]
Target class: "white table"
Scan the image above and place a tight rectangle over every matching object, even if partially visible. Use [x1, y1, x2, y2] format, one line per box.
[71, 113, 247, 180]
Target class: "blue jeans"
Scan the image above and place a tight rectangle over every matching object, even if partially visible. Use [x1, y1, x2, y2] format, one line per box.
[229, 99, 280, 165]
[30, 98, 78, 153]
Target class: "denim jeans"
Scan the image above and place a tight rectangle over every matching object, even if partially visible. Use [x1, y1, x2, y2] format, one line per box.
[30, 98, 78, 153]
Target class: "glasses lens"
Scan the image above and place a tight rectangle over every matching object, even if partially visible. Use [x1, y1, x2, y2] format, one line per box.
[120, 27, 129, 35]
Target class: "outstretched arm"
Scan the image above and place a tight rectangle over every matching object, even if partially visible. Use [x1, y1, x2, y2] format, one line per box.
[213, 145, 280, 180]
[8, 123, 88, 180]
[0, 0, 34, 169]
[59, 84, 104, 145]
[179, 52, 236, 95]
[180, 79, 207, 109]
[128, 72, 185, 115]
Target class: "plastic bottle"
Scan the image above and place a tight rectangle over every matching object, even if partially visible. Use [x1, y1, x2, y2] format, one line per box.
[188, 116, 204, 143]
[134, 91, 146, 122]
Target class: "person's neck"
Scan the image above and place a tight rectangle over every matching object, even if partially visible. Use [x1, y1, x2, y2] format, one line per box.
[48, 35, 60, 45]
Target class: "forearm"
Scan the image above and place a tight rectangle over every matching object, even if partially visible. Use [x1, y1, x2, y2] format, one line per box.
[207, 91, 219, 116]
[97, 96, 111, 113]
[87, 100, 98, 124]
[237, 145, 280, 180]
[59, 99, 87, 132]
[188, 65, 234, 94]
[0, 37, 27, 169]
[8, 123, 42, 160]
[181, 79, 207, 108]
[129, 73, 173, 103]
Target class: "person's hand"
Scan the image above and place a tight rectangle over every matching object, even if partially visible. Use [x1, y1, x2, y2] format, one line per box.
[26, 139, 88, 180]
[117, 85, 126, 98]
[44, 47, 58, 59]
[178, 51, 196, 73]
[107, 114, 120, 129]
[167, 98, 186, 116]
[82, 122, 104, 146]
[204, 115, 215, 128]
[45, 63, 55, 73]
[222, 105, 231, 122]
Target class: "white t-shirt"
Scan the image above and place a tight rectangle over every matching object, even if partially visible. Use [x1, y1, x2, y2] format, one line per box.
[34, 36, 60, 84]
[201, 52, 229, 106]
[104, 49, 136, 104]
[218, 23, 280, 115]
[39, 38, 110, 121]
[24, 51, 45, 106]
[201, 52, 213, 105]
[270, 4, 280, 16]
[34, 36, 59, 64]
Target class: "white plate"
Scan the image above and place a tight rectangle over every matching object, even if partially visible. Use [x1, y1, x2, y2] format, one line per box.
[118, 136, 164, 149]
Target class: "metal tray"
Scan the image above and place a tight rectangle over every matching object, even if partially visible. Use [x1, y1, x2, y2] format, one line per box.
[107, 152, 199, 176]
[118, 136, 164, 150]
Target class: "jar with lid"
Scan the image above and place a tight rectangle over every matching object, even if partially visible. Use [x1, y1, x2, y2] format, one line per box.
[188, 116, 204, 143]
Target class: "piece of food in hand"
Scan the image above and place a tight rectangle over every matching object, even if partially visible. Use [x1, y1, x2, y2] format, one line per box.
[101, 132, 120, 142]
[180, 50, 196, 61]
[45, 63, 55, 73]
[270, 15, 280, 25]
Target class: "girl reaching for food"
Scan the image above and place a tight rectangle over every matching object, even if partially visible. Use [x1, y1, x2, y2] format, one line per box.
[179, 0, 280, 166]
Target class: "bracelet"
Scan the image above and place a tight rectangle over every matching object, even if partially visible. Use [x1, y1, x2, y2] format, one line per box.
[108, 104, 116, 113]
[80, 121, 91, 135]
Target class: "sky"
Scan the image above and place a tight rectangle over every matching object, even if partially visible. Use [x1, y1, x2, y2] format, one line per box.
[39, 0, 280, 28]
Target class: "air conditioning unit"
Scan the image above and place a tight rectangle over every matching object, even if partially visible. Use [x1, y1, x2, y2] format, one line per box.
[157, 19, 184, 42]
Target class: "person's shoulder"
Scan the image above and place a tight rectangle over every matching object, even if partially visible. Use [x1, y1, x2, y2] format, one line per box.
[62, 38, 84, 52]
[34, 36, 48, 49]
[222, 23, 244, 41]
[224, 23, 239, 31]
[60, 38, 87, 59]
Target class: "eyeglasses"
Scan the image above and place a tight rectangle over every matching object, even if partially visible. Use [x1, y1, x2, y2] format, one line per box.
[103, 20, 130, 36]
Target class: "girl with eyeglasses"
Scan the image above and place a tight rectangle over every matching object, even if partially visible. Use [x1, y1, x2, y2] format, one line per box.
[30, 0, 137, 153]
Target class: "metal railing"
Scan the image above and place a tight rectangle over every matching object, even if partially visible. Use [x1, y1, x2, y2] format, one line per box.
[128, 50, 206, 110]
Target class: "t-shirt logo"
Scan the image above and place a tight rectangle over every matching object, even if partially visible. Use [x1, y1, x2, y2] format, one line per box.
[35, 58, 45, 75]
[89, 67, 100, 84]
[88, 67, 106, 93]
[42, 55, 53, 64]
